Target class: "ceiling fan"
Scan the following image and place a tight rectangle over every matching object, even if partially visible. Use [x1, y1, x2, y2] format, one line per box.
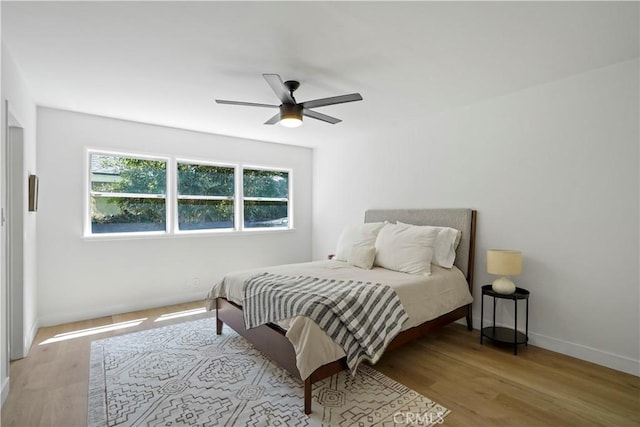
[215, 74, 363, 128]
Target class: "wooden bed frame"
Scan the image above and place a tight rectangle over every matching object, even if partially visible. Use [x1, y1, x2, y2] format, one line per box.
[215, 209, 477, 414]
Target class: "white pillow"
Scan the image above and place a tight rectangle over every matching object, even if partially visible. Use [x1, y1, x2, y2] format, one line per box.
[374, 223, 438, 275]
[347, 244, 376, 269]
[397, 221, 461, 268]
[334, 222, 385, 262]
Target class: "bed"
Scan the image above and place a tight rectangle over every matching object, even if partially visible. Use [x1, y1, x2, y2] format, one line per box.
[207, 208, 477, 414]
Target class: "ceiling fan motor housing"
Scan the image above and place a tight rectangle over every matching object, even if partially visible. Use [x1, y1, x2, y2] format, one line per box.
[280, 103, 303, 121]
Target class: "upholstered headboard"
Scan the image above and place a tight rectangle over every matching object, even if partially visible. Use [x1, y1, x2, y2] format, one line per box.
[364, 209, 477, 287]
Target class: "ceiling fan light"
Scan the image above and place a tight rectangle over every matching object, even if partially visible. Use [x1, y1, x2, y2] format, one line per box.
[279, 104, 303, 128]
[280, 116, 302, 128]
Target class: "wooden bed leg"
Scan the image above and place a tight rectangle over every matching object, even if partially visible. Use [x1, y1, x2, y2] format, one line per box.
[466, 305, 473, 331]
[304, 377, 312, 415]
[216, 317, 223, 335]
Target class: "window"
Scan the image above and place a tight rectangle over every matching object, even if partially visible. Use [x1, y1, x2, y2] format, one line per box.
[243, 168, 290, 229]
[177, 162, 235, 231]
[90, 153, 167, 234]
[87, 151, 292, 236]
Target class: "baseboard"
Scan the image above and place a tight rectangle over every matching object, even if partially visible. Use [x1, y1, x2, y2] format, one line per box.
[471, 316, 639, 377]
[527, 330, 639, 376]
[1, 376, 9, 408]
[38, 292, 207, 327]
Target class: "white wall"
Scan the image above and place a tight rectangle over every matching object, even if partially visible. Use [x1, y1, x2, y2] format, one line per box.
[1, 44, 38, 402]
[312, 59, 639, 375]
[37, 108, 312, 326]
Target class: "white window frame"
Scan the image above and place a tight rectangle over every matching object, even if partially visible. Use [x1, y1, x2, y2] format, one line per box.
[174, 159, 238, 234]
[84, 150, 293, 238]
[240, 165, 293, 231]
[85, 149, 170, 238]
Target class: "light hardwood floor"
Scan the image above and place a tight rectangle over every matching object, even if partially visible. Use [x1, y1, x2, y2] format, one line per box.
[1, 301, 638, 426]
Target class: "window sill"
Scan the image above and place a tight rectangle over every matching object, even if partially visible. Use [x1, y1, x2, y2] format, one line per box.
[82, 227, 296, 241]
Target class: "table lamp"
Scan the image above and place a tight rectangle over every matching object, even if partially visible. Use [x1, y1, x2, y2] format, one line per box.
[487, 249, 522, 294]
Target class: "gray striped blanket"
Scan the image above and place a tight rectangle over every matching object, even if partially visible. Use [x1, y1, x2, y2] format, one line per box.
[243, 273, 409, 374]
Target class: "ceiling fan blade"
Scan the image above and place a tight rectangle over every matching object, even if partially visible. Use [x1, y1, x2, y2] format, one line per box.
[264, 113, 281, 125]
[263, 74, 295, 104]
[300, 93, 363, 110]
[303, 109, 342, 124]
[215, 99, 278, 108]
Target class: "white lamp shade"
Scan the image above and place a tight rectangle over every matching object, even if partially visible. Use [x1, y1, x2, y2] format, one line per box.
[487, 249, 522, 276]
[487, 249, 522, 294]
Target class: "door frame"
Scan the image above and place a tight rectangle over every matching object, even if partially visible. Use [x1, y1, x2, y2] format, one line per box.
[7, 120, 24, 360]
[4, 102, 25, 363]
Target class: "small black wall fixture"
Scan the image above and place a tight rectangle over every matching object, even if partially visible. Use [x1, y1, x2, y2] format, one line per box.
[28, 174, 38, 212]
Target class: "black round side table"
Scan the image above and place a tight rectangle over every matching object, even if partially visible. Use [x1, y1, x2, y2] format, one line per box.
[480, 284, 530, 355]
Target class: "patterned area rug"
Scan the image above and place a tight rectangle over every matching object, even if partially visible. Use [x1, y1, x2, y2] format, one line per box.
[88, 317, 449, 426]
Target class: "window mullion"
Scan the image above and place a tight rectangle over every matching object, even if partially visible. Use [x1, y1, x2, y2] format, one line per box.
[288, 169, 294, 229]
[243, 197, 288, 202]
[167, 157, 175, 234]
[90, 192, 166, 199]
[177, 195, 234, 201]
[236, 165, 243, 231]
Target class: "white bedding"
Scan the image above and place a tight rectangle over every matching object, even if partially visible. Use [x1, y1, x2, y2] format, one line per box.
[206, 259, 473, 379]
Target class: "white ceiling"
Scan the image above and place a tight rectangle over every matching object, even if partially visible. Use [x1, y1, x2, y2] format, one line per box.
[2, 1, 638, 148]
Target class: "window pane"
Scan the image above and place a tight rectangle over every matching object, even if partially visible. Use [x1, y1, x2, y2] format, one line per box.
[243, 169, 288, 198]
[91, 154, 166, 194]
[178, 199, 234, 230]
[178, 163, 234, 196]
[244, 201, 288, 228]
[91, 196, 166, 233]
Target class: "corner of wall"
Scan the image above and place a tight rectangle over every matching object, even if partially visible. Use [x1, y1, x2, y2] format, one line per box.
[24, 318, 39, 357]
[1, 376, 9, 408]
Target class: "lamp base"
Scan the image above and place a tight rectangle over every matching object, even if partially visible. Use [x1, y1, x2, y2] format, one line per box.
[492, 276, 516, 294]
